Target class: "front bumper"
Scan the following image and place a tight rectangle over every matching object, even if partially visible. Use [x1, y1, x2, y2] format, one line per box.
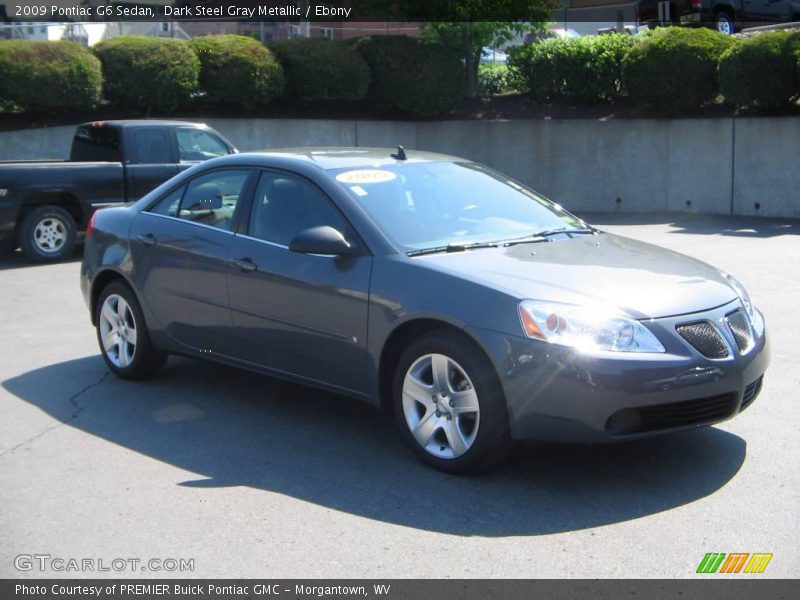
[470, 301, 770, 443]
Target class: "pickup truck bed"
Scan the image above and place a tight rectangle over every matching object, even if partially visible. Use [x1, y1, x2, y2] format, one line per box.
[0, 120, 236, 261]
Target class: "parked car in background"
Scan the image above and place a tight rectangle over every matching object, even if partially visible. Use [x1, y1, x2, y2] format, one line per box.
[0, 120, 237, 262]
[480, 47, 509, 64]
[637, 0, 800, 34]
[523, 27, 582, 44]
[81, 148, 769, 473]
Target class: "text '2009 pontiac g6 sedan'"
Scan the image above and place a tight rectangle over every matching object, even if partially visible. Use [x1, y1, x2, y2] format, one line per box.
[80, 148, 769, 473]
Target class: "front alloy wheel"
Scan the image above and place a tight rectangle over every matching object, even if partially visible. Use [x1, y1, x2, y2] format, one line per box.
[402, 353, 481, 459]
[393, 330, 512, 473]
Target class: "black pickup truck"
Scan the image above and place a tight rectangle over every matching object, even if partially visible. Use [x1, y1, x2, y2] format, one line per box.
[0, 120, 237, 261]
[637, 0, 800, 34]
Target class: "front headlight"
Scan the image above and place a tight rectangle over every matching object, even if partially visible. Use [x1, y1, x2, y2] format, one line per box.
[518, 300, 666, 353]
[724, 274, 754, 320]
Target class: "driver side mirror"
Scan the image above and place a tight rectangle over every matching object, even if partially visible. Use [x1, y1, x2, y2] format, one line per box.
[289, 226, 353, 256]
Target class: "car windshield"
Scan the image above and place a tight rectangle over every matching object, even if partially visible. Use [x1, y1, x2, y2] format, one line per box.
[332, 161, 585, 252]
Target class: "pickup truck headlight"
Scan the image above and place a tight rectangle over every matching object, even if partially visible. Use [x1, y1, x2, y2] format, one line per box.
[518, 300, 666, 353]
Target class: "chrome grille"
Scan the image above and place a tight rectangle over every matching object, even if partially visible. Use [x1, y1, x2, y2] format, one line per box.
[676, 321, 729, 359]
[725, 309, 753, 353]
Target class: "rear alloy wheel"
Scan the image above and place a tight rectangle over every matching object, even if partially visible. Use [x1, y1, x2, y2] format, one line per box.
[393, 331, 512, 473]
[18, 205, 77, 262]
[96, 281, 167, 380]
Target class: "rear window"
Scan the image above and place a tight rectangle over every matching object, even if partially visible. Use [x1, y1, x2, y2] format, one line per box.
[70, 125, 122, 162]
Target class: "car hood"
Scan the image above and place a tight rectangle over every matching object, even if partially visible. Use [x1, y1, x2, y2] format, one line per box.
[415, 233, 737, 319]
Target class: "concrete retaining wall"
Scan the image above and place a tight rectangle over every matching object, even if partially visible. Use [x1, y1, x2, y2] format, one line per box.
[1, 117, 797, 218]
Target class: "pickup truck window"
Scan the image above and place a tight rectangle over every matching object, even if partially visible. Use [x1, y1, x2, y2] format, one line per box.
[129, 128, 173, 165]
[177, 128, 229, 162]
[71, 126, 121, 162]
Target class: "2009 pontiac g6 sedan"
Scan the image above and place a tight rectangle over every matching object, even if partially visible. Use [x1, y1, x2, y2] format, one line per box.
[81, 148, 770, 473]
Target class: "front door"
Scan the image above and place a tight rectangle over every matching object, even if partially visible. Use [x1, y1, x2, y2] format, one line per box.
[226, 171, 372, 394]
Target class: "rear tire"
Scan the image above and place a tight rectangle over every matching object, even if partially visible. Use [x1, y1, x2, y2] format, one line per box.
[392, 330, 513, 474]
[95, 280, 167, 380]
[18, 204, 77, 262]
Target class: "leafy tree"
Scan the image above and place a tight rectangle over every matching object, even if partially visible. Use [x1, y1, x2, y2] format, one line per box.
[355, 1, 555, 98]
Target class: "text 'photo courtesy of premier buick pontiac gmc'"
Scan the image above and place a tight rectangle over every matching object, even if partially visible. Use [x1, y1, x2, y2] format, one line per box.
[80, 148, 770, 474]
[0, 120, 237, 262]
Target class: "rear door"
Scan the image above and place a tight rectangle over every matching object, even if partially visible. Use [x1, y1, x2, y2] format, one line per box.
[124, 127, 182, 202]
[129, 168, 255, 354]
[225, 170, 373, 394]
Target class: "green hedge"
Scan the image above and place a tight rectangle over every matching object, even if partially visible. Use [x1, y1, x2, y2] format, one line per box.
[622, 27, 734, 111]
[94, 36, 199, 113]
[189, 35, 283, 110]
[270, 38, 369, 102]
[0, 40, 102, 113]
[719, 31, 800, 109]
[477, 64, 521, 96]
[353, 36, 463, 117]
[509, 34, 635, 103]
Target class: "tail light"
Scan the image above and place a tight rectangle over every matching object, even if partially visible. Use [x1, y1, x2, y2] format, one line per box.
[86, 210, 98, 239]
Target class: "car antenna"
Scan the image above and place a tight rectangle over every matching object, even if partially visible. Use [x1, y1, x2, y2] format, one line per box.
[390, 145, 407, 160]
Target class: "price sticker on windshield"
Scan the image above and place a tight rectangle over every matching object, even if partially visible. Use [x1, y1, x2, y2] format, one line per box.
[335, 169, 397, 184]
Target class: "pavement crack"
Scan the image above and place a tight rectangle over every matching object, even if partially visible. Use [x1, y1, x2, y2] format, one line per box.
[0, 370, 111, 459]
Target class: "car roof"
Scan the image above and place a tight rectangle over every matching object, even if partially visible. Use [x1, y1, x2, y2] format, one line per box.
[232, 147, 463, 170]
[80, 120, 210, 129]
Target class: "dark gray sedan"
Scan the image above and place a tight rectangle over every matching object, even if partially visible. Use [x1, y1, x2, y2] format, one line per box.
[80, 149, 770, 473]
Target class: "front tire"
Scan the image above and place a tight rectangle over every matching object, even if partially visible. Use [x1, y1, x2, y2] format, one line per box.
[392, 330, 512, 473]
[18, 204, 78, 262]
[95, 280, 167, 380]
[715, 11, 735, 35]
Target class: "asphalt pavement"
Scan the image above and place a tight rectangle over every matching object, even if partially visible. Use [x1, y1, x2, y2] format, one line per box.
[1, 213, 798, 578]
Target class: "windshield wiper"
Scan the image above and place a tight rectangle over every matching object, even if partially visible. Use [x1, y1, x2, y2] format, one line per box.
[406, 241, 501, 257]
[500, 226, 599, 247]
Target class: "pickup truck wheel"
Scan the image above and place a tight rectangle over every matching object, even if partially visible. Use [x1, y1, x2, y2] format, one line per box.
[715, 12, 734, 35]
[95, 280, 167, 380]
[18, 205, 77, 262]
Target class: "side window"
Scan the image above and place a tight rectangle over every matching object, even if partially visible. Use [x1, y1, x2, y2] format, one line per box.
[177, 128, 229, 161]
[147, 185, 184, 217]
[178, 170, 250, 231]
[248, 173, 348, 246]
[129, 128, 173, 165]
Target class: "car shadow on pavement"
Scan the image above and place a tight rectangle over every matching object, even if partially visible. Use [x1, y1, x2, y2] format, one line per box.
[3, 355, 747, 537]
[0, 247, 82, 271]
[581, 212, 800, 238]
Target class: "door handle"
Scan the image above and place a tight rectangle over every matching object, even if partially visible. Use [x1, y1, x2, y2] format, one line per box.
[230, 257, 257, 273]
[136, 233, 156, 247]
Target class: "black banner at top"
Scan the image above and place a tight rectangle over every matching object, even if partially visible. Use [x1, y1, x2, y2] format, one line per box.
[0, 0, 647, 23]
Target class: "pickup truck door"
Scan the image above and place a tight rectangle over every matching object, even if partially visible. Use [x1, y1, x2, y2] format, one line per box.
[753, 0, 790, 18]
[124, 127, 182, 202]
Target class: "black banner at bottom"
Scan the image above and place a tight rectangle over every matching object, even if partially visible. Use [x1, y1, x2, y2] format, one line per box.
[1, 579, 795, 600]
